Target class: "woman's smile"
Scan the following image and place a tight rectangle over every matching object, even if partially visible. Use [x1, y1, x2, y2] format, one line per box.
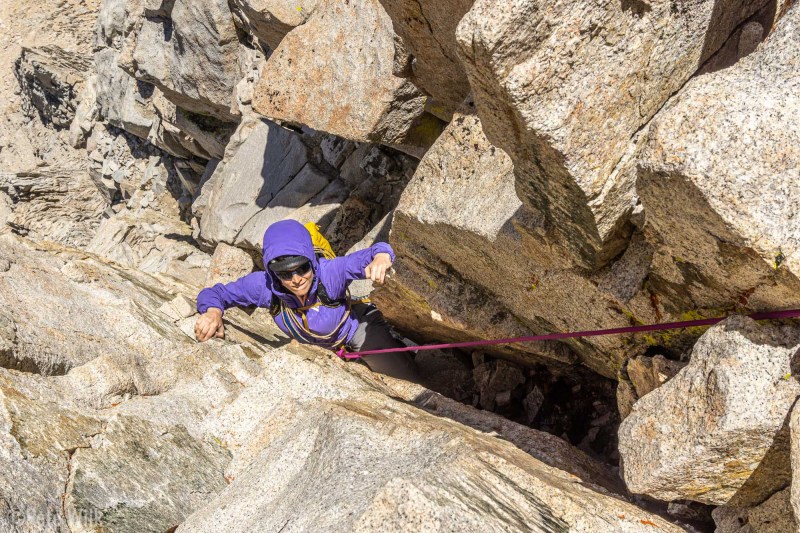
[281, 270, 314, 298]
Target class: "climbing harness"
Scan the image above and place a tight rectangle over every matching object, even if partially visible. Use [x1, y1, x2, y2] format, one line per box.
[335, 308, 800, 360]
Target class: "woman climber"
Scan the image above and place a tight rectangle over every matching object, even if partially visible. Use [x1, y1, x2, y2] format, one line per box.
[194, 219, 420, 382]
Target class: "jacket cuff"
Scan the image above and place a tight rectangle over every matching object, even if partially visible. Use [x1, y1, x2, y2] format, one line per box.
[196, 288, 223, 315]
[371, 242, 395, 263]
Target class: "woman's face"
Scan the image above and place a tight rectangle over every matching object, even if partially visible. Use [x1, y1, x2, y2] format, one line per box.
[280, 268, 314, 298]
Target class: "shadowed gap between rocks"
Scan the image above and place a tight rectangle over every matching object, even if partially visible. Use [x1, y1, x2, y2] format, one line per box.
[698, 0, 778, 71]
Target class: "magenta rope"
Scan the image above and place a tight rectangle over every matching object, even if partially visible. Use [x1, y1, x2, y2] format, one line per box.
[335, 308, 800, 360]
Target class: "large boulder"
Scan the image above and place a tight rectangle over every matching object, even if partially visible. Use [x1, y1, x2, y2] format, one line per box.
[456, 0, 770, 267]
[118, 0, 243, 121]
[228, 0, 320, 50]
[252, 0, 442, 155]
[373, 104, 670, 377]
[619, 316, 800, 506]
[196, 119, 317, 245]
[637, 3, 800, 317]
[195, 118, 418, 255]
[792, 400, 800, 525]
[377, 0, 473, 116]
[177, 348, 679, 532]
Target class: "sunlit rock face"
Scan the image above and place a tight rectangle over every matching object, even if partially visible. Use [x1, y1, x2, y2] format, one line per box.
[637, 1, 800, 316]
[455, 0, 770, 268]
[619, 316, 800, 507]
[5, 0, 800, 529]
[252, 0, 442, 156]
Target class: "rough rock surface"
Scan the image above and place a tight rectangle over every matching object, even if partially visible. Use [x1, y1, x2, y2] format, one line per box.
[619, 316, 800, 506]
[456, 0, 769, 267]
[618, 354, 686, 421]
[626, 354, 686, 399]
[176, 354, 678, 533]
[228, 0, 320, 50]
[0, 168, 108, 248]
[0, 233, 682, 531]
[94, 0, 156, 140]
[0, 235, 277, 531]
[0, 369, 103, 532]
[375, 104, 671, 377]
[712, 487, 797, 533]
[377, 0, 473, 116]
[252, 0, 441, 154]
[7, 0, 800, 528]
[637, 2, 800, 316]
[118, 0, 243, 121]
[792, 401, 800, 526]
[195, 118, 418, 255]
[205, 242, 254, 286]
[196, 119, 318, 245]
[14, 46, 93, 129]
[65, 414, 229, 533]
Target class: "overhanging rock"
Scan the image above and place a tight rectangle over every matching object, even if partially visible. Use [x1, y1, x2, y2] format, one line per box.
[375, 104, 672, 378]
[456, 0, 770, 268]
[377, 0, 474, 117]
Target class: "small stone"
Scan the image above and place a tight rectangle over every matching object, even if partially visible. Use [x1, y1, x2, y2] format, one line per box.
[159, 301, 182, 322]
[523, 386, 544, 424]
[627, 355, 686, 399]
[495, 390, 511, 407]
[0, 259, 10, 273]
[158, 295, 196, 322]
[170, 295, 196, 320]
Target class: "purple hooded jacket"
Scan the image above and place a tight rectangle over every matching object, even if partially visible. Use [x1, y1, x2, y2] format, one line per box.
[196, 220, 395, 348]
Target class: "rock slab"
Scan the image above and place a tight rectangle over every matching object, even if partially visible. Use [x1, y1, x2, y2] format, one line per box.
[619, 316, 800, 506]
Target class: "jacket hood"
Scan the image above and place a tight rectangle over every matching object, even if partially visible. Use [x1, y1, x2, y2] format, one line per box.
[262, 220, 319, 297]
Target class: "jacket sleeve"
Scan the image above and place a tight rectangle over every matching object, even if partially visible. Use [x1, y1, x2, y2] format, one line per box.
[324, 242, 395, 295]
[196, 271, 272, 314]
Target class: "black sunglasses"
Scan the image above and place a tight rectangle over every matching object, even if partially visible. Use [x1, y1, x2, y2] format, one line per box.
[274, 261, 312, 281]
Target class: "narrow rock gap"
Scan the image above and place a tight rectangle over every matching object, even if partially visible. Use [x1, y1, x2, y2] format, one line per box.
[414, 348, 621, 467]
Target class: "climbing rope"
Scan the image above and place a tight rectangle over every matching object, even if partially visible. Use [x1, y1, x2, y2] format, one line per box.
[336, 308, 800, 360]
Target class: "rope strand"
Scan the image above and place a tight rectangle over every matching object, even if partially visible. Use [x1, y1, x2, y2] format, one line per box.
[336, 308, 800, 360]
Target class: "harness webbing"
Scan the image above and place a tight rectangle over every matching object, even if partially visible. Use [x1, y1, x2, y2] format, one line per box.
[279, 297, 352, 349]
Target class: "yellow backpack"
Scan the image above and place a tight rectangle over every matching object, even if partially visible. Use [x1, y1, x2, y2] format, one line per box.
[304, 222, 337, 260]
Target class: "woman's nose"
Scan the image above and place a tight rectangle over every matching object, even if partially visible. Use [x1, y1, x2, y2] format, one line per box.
[291, 273, 304, 283]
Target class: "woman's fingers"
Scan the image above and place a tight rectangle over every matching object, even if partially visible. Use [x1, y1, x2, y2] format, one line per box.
[372, 264, 386, 283]
[195, 315, 222, 342]
[365, 256, 393, 284]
